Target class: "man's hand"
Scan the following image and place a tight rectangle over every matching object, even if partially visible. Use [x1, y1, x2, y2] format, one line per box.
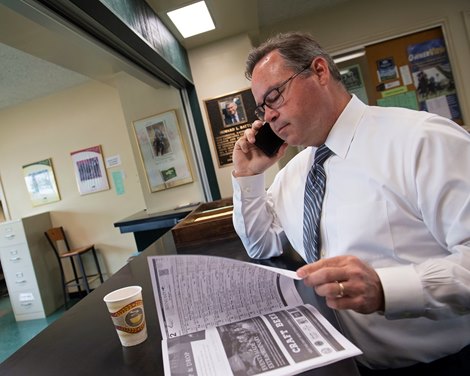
[232, 121, 287, 177]
[297, 255, 385, 314]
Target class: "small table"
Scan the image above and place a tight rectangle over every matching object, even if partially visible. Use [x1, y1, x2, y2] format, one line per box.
[113, 205, 198, 251]
[0, 231, 360, 376]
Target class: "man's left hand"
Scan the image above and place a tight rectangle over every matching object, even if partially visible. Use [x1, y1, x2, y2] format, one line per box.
[297, 255, 385, 314]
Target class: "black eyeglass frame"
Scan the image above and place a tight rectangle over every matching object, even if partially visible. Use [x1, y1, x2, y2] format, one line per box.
[254, 63, 312, 121]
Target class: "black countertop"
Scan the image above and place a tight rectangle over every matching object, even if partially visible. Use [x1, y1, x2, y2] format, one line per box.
[0, 231, 359, 376]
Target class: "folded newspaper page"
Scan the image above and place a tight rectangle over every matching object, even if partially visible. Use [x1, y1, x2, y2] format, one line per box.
[148, 255, 361, 376]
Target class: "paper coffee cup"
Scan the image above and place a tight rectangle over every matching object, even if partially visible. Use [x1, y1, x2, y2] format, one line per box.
[103, 286, 148, 347]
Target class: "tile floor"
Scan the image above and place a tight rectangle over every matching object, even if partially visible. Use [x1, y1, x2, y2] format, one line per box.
[0, 291, 65, 364]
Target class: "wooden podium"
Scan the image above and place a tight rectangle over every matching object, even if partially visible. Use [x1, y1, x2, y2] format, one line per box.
[171, 198, 237, 248]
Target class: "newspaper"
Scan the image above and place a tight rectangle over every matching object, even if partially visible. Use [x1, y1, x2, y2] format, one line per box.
[148, 255, 361, 376]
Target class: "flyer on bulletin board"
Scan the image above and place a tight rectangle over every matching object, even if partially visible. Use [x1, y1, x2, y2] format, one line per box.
[376, 57, 398, 82]
[407, 38, 462, 121]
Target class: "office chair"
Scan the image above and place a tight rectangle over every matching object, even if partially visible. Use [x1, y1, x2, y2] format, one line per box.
[45, 227, 104, 309]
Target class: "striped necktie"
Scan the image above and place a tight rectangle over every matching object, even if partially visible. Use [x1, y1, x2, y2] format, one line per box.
[303, 145, 334, 262]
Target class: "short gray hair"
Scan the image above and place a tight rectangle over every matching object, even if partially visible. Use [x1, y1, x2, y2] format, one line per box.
[245, 32, 342, 82]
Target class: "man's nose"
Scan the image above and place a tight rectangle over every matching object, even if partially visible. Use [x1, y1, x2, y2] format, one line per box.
[264, 106, 279, 123]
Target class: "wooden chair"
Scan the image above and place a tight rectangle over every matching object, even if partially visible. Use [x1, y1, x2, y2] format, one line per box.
[45, 227, 104, 309]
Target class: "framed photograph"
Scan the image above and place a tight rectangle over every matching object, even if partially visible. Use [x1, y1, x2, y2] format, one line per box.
[22, 158, 60, 206]
[133, 110, 193, 192]
[70, 145, 110, 195]
[340, 64, 369, 104]
[219, 95, 248, 127]
[204, 89, 257, 167]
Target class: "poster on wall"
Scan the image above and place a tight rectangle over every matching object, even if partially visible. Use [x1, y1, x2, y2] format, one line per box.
[407, 38, 462, 121]
[70, 145, 110, 195]
[376, 57, 398, 82]
[22, 158, 60, 206]
[204, 89, 257, 167]
[133, 110, 193, 192]
[340, 64, 369, 104]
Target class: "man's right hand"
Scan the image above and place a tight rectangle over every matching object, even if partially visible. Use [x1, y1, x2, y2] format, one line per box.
[232, 121, 287, 177]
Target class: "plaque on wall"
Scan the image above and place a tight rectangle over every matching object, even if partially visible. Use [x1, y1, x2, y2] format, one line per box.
[204, 89, 257, 167]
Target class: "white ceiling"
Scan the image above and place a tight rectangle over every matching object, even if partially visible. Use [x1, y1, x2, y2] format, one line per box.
[150, 0, 350, 49]
[0, 0, 349, 111]
[0, 41, 89, 110]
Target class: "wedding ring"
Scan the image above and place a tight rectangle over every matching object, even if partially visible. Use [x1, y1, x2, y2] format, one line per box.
[336, 281, 345, 298]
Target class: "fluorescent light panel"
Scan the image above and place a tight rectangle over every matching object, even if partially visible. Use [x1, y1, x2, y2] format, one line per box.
[333, 50, 366, 64]
[167, 1, 215, 38]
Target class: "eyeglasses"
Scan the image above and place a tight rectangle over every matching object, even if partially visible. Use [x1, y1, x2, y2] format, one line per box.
[254, 64, 311, 121]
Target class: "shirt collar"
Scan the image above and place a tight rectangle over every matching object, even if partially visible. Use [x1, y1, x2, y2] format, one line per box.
[325, 94, 366, 159]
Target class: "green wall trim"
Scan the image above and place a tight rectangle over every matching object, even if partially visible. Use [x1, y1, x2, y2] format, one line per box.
[186, 87, 221, 200]
[99, 0, 192, 83]
[37, 0, 192, 88]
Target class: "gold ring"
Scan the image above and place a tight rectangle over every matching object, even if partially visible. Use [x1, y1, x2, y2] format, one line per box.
[336, 281, 345, 298]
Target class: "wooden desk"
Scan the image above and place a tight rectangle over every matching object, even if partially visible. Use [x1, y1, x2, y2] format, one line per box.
[0, 232, 360, 376]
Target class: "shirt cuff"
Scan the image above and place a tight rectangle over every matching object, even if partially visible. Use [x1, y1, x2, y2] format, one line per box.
[376, 264, 425, 319]
[231, 172, 266, 197]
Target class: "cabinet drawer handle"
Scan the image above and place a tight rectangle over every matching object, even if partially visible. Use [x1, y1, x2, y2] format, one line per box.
[20, 302, 33, 307]
[9, 257, 21, 262]
[5, 234, 15, 239]
[15, 280, 27, 284]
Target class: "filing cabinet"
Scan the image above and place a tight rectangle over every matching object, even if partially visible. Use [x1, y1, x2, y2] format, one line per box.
[0, 212, 62, 321]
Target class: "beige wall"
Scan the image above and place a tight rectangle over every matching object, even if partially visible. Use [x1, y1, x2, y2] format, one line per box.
[0, 75, 209, 276]
[188, 0, 470, 197]
[0, 80, 145, 275]
[113, 73, 205, 211]
[188, 34, 282, 198]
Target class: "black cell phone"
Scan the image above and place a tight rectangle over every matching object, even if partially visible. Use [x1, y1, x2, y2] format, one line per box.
[254, 123, 284, 157]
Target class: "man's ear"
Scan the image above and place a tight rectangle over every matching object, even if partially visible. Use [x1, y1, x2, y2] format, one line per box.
[312, 57, 330, 85]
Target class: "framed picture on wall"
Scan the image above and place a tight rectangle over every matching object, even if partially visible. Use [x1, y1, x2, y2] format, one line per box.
[340, 64, 369, 104]
[132, 110, 193, 192]
[70, 145, 110, 195]
[22, 158, 61, 206]
[204, 88, 257, 167]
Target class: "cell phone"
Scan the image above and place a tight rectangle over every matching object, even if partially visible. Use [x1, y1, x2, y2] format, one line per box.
[254, 123, 284, 157]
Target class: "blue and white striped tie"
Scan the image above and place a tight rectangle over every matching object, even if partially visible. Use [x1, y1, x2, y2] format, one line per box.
[303, 145, 334, 262]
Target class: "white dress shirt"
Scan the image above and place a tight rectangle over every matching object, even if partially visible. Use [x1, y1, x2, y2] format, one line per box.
[232, 95, 470, 369]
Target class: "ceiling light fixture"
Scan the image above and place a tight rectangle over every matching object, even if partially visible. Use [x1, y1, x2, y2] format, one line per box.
[167, 1, 215, 38]
[333, 50, 366, 64]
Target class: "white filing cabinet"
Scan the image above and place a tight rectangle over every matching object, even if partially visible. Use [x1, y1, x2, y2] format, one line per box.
[0, 212, 62, 321]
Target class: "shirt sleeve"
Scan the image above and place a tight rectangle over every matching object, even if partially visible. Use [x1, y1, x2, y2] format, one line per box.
[231, 172, 284, 259]
[380, 116, 470, 320]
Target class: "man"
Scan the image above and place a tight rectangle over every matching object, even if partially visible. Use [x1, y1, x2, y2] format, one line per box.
[224, 100, 246, 125]
[153, 127, 165, 156]
[231, 32, 470, 374]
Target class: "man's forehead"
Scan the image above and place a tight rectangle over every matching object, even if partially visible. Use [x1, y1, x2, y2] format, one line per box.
[256, 51, 282, 72]
[252, 51, 285, 100]
[259, 54, 272, 67]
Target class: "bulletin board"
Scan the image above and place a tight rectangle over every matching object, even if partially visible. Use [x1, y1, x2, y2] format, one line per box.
[365, 27, 463, 125]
